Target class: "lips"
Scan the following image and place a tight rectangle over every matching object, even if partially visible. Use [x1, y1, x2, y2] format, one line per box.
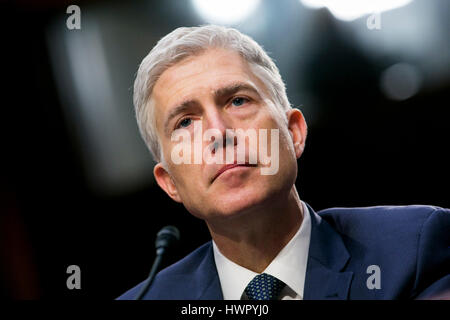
[212, 163, 257, 182]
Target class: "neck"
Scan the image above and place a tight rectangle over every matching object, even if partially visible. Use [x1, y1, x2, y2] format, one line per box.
[206, 186, 304, 273]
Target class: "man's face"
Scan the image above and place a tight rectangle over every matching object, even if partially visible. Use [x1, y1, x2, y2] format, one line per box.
[152, 48, 305, 222]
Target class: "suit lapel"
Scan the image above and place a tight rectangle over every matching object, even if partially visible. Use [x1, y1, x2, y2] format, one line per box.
[303, 203, 354, 300]
[193, 242, 223, 300]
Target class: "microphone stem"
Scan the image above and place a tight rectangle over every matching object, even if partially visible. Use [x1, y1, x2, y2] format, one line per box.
[134, 252, 164, 300]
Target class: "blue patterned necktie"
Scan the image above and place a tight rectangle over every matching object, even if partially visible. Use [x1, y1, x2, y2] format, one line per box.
[244, 273, 286, 300]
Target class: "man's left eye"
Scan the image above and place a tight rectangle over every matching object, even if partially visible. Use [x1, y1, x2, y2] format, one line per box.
[231, 97, 248, 107]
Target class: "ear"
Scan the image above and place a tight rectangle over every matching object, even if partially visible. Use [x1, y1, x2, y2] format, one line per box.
[286, 108, 307, 159]
[153, 163, 182, 203]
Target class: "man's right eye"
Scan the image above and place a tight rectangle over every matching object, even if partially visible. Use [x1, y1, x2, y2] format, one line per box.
[177, 118, 192, 129]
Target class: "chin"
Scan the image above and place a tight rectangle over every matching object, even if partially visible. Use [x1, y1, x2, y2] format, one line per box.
[209, 186, 275, 219]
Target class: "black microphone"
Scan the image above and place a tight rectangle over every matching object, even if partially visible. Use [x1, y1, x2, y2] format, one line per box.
[134, 225, 180, 300]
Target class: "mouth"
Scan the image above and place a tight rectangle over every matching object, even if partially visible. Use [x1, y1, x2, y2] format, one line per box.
[212, 163, 257, 182]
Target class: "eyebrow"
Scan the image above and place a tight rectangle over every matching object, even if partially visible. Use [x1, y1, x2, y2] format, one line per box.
[164, 100, 197, 136]
[213, 82, 261, 102]
[163, 82, 261, 136]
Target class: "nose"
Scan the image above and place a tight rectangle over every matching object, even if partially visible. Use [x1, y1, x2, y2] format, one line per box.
[204, 107, 228, 133]
[203, 107, 236, 153]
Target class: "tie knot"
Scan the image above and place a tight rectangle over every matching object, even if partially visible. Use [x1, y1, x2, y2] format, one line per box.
[244, 273, 286, 300]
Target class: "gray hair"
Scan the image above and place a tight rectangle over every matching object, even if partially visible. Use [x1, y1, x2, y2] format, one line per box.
[134, 25, 291, 163]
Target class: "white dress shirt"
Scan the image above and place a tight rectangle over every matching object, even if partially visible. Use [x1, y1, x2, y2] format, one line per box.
[212, 201, 312, 300]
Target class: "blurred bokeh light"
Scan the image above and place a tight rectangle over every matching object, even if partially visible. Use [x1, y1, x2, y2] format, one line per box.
[380, 63, 422, 100]
[191, 0, 261, 25]
[300, 0, 413, 21]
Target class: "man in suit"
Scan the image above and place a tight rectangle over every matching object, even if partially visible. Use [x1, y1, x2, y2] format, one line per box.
[118, 25, 450, 300]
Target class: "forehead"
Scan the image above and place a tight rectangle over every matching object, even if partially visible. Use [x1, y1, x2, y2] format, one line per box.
[152, 48, 267, 123]
[154, 48, 254, 96]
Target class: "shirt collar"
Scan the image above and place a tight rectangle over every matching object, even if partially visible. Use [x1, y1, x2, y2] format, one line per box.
[212, 201, 312, 300]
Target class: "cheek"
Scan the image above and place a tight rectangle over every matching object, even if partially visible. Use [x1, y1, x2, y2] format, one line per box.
[263, 115, 295, 156]
[169, 163, 205, 198]
[267, 124, 297, 184]
[280, 127, 296, 157]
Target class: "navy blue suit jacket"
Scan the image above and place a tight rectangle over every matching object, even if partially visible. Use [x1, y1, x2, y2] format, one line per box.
[118, 204, 450, 299]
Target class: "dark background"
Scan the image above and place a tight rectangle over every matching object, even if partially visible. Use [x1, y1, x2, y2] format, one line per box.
[1, 0, 449, 299]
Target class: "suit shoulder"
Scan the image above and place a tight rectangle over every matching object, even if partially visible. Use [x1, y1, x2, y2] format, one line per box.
[315, 205, 450, 299]
[158, 241, 213, 276]
[318, 204, 447, 224]
[317, 205, 449, 240]
[116, 241, 212, 300]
